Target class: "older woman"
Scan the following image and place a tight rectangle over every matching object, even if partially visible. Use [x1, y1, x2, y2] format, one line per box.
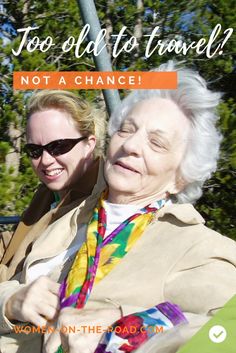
[0, 62, 235, 353]
[0, 90, 106, 282]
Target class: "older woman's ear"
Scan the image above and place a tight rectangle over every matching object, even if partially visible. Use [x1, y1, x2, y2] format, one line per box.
[168, 174, 187, 196]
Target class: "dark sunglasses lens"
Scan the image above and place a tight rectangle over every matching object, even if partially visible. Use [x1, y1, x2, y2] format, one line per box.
[47, 140, 77, 156]
[25, 138, 86, 158]
[25, 145, 43, 159]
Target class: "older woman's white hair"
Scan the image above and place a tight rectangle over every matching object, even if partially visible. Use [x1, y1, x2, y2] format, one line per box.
[108, 61, 222, 204]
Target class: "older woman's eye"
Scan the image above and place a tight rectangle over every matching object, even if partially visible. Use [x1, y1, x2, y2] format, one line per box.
[117, 127, 132, 135]
[150, 139, 168, 151]
[150, 139, 162, 147]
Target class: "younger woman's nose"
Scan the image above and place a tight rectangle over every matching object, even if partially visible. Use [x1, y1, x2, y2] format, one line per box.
[40, 150, 56, 166]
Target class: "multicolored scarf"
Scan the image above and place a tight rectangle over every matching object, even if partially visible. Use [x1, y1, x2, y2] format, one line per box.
[95, 302, 188, 353]
[59, 191, 166, 309]
[56, 191, 167, 352]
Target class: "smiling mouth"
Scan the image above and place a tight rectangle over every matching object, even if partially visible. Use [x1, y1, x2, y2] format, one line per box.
[115, 161, 139, 173]
[43, 168, 64, 176]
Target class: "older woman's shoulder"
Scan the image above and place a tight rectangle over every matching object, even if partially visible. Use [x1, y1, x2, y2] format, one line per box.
[159, 204, 236, 314]
[156, 202, 235, 248]
[159, 203, 205, 225]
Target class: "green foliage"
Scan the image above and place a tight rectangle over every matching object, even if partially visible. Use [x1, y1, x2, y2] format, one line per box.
[196, 99, 236, 240]
[0, 142, 10, 162]
[0, 0, 235, 240]
[0, 154, 39, 216]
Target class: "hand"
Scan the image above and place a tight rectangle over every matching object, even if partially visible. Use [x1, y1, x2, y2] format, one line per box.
[43, 306, 121, 353]
[5, 276, 60, 327]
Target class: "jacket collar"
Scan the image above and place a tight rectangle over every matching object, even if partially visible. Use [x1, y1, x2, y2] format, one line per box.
[158, 203, 205, 225]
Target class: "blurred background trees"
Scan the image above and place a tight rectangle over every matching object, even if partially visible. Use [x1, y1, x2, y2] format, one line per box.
[0, 0, 235, 239]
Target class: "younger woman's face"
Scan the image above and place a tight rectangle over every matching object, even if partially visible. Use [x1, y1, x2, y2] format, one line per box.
[27, 108, 95, 197]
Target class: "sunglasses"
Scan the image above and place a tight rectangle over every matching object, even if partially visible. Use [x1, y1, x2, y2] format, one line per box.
[25, 137, 87, 159]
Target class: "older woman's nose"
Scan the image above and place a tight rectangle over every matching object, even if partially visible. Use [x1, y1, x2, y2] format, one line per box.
[122, 133, 142, 156]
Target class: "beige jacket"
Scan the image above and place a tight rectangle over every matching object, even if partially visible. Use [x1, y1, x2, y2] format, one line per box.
[0, 158, 101, 282]
[0, 182, 235, 352]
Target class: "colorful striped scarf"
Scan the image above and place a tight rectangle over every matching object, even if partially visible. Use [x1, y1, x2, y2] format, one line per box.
[95, 302, 188, 352]
[59, 191, 165, 308]
[56, 191, 166, 352]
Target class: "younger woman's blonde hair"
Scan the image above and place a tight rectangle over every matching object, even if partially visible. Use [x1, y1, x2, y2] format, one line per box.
[27, 90, 107, 158]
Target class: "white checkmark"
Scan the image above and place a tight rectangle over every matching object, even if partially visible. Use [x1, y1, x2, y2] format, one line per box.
[209, 325, 227, 343]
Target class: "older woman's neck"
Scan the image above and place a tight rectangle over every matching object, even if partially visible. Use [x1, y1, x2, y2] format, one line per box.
[107, 190, 168, 207]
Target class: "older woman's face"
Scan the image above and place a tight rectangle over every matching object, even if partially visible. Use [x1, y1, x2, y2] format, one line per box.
[105, 97, 190, 205]
[27, 109, 95, 197]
